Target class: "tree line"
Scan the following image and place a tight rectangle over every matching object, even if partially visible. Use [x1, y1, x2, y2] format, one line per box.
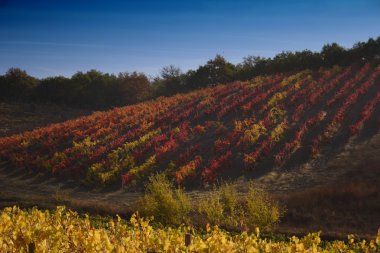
[1, 36, 379, 110]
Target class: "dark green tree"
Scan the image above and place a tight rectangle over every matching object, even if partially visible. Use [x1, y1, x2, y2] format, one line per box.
[321, 43, 346, 67]
[153, 65, 184, 96]
[117, 72, 152, 105]
[186, 55, 236, 88]
[0, 68, 38, 101]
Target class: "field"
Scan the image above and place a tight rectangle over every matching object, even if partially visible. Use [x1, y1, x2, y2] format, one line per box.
[1, 63, 380, 248]
[1, 63, 380, 188]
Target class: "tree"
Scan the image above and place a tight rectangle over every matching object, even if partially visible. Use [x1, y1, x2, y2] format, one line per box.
[35, 76, 70, 104]
[153, 65, 184, 96]
[321, 43, 346, 67]
[70, 70, 117, 108]
[235, 56, 267, 80]
[206, 54, 236, 85]
[0, 68, 38, 100]
[186, 55, 236, 88]
[117, 72, 152, 105]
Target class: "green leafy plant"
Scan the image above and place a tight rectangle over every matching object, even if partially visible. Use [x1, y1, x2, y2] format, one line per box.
[134, 173, 191, 225]
[198, 182, 281, 231]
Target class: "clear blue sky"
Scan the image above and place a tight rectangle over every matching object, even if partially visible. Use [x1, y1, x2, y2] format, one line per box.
[0, 0, 379, 78]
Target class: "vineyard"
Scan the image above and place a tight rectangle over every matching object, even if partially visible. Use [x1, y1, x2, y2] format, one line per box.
[0, 206, 379, 252]
[0, 63, 380, 188]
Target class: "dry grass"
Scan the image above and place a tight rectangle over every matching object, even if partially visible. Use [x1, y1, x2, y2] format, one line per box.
[274, 179, 380, 240]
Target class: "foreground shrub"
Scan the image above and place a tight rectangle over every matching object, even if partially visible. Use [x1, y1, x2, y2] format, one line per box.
[198, 182, 281, 231]
[244, 183, 281, 229]
[198, 182, 242, 227]
[134, 173, 191, 225]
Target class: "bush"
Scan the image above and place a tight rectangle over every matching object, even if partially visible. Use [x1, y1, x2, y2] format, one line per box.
[198, 183, 244, 229]
[135, 177, 281, 230]
[244, 183, 281, 229]
[134, 173, 191, 225]
[198, 182, 281, 231]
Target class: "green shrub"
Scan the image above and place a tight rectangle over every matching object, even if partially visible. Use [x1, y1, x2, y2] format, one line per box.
[134, 173, 190, 225]
[244, 183, 281, 230]
[198, 190, 225, 224]
[198, 182, 243, 228]
[198, 182, 281, 231]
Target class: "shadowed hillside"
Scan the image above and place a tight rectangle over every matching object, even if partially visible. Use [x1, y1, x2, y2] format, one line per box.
[0, 102, 91, 137]
[0, 62, 379, 190]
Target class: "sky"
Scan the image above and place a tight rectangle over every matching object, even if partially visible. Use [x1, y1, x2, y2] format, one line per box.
[0, 0, 379, 78]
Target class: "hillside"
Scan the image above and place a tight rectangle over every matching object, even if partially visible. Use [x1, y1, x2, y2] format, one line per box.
[0, 62, 380, 190]
[0, 102, 91, 137]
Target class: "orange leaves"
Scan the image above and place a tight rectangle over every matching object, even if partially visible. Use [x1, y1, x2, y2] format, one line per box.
[214, 139, 231, 154]
[350, 92, 380, 136]
[174, 156, 202, 184]
[202, 151, 232, 183]
[192, 125, 206, 135]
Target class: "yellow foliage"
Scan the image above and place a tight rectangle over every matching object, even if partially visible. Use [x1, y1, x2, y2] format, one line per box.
[268, 91, 288, 108]
[73, 137, 97, 155]
[280, 71, 310, 87]
[269, 107, 287, 124]
[270, 120, 288, 142]
[85, 129, 160, 185]
[0, 206, 379, 252]
[128, 155, 156, 178]
[242, 122, 267, 145]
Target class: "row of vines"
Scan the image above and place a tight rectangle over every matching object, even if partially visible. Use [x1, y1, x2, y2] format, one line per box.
[0, 63, 379, 188]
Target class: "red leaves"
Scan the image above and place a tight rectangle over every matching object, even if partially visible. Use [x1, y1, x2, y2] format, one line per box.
[242, 93, 270, 115]
[133, 133, 167, 160]
[202, 151, 232, 183]
[175, 144, 201, 165]
[121, 173, 133, 186]
[176, 121, 190, 142]
[331, 68, 380, 127]
[192, 125, 206, 135]
[215, 124, 228, 135]
[2, 63, 380, 189]
[327, 64, 370, 107]
[275, 141, 299, 165]
[292, 104, 305, 122]
[349, 92, 380, 136]
[243, 138, 274, 168]
[174, 156, 202, 184]
[275, 111, 325, 165]
[291, 67, 351, 123]
[214, 139, 231, 154]
[311, 67, 380, 154]
[156, 138, 178, 162]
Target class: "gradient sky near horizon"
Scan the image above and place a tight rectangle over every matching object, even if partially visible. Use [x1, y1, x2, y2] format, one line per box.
[0, 0, 379, 78]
